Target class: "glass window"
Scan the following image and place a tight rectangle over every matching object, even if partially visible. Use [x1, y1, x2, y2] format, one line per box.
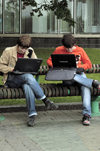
[76, 0, 100, 33]
[21, 0, 73, 34]
[21, 0, 58, 34]
[32, 8, 50, 33]
[59, 0, 73, 33]
[93, 0, 100, 26]
[0, 0, 100, 34]
[21, 4, 33, 33]
[0, 0, 2, 33]
[47, 11, 58, 33]
[4, 0, 19, 33]
[32, 10, 58, 33]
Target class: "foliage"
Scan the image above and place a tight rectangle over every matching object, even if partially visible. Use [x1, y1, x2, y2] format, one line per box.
[22, 0, 75, 26]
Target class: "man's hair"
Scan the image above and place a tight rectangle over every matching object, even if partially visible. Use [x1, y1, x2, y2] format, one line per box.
[17, 35, 32, 48]
[62, 34, 76, 48]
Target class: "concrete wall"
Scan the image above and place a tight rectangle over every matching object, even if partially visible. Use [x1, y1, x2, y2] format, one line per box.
[0, 35, 100, 51]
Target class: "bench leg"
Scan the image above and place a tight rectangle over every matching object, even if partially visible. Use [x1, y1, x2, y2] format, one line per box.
[0, 116, 5, 121]
[91, 96, 100, 116]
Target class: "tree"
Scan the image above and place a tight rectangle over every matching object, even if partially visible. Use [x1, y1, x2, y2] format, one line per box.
[22, 0, 75, 26]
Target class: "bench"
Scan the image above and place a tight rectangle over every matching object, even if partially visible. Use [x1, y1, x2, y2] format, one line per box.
[0, 64, 100, 116]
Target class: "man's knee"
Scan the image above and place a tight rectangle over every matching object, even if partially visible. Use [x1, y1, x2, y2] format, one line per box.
[24, 74, 36, 83]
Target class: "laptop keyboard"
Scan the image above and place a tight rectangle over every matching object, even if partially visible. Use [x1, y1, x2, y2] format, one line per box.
[46, 68, 76, 81]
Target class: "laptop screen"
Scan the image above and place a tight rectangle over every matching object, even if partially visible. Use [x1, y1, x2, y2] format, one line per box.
[51, 54, 76, 68]
[14, 58, 42, 73]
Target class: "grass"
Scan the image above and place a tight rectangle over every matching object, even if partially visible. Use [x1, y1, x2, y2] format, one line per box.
[0, 47, 100, 106]
[35, 48, 100, 65]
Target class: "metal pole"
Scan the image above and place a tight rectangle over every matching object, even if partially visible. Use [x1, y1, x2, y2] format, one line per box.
[19, 0, 21, 34]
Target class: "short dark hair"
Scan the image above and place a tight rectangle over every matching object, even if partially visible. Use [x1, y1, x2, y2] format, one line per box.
[62, 34, 76, 48]
[17, 35, 32, 48]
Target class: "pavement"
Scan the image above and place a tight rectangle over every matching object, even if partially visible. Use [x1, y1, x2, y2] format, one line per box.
[0, 108, 100, 151]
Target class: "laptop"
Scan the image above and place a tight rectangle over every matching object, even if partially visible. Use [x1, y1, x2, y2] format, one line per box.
[51, 54, 76, 68]
[13, 58, 42, 74]
[45, 54, 77, 81]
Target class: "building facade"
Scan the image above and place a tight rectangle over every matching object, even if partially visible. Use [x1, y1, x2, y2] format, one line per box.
[0, 0, 100, 48]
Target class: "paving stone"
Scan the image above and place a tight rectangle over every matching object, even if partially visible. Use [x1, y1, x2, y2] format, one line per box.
[0, 110, 100, 151]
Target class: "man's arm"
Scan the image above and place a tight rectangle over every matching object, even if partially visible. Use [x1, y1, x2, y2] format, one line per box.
[47, 56, 53, 67]
[28, 47, 37, 59]
[77, 48, 92, 70]
[47, 48, 59, 67]
[0, 49, 14, 73]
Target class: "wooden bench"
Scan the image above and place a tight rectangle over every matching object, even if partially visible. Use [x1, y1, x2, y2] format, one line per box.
[0, 64, 100, 116]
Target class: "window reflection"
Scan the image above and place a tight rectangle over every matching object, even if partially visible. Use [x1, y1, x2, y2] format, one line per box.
[21, 0, 58, 34]
[4, 0, 19, 33]
[0, 0, 100, 34]
[0, 0, 2, 33]
[76, 0, 100, 33]
[21, 4, 32, 33]
[21, 0, 72, 33]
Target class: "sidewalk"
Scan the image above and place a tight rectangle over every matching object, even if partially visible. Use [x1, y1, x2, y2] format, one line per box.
[0, 109, 100, 151]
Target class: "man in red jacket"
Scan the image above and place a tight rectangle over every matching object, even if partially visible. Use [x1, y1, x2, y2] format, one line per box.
[47, 34, 100, 126]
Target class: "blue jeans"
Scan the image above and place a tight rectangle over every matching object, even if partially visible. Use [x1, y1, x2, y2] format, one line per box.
[6, 73, 46, 117]
[64, 72, 93, 116]
[74, 72, 93, 116]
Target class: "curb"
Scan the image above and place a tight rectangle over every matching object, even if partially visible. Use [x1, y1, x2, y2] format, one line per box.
[0, 102, 82, 113]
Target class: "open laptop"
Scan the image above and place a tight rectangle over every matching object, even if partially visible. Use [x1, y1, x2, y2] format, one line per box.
[51, 54, 76, 68]
[45, 54, 77, 81]
[13, 58, 42, 74]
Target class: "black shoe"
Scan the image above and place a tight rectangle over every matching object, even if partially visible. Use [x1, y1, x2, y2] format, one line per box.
[45, 99, 58, 110]
[27, 115, 35, 127]
[92, 80, 100, 89]
[82, 114, 90, 126]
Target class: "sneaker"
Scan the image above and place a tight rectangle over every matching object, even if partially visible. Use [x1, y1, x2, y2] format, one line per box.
[27, 115, 35, 127]
[82, 114, 90, 126]
[92, 80, 100, 89]
[45, 99, 58, 110]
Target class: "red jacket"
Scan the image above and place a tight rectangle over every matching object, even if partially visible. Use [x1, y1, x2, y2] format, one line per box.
[47, 46, 92, 70]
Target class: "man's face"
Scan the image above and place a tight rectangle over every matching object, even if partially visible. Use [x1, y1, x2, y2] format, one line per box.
[18, 46, 28, 54]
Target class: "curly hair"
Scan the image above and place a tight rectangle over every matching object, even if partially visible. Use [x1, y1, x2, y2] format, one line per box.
[17, 35, 32, 48]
